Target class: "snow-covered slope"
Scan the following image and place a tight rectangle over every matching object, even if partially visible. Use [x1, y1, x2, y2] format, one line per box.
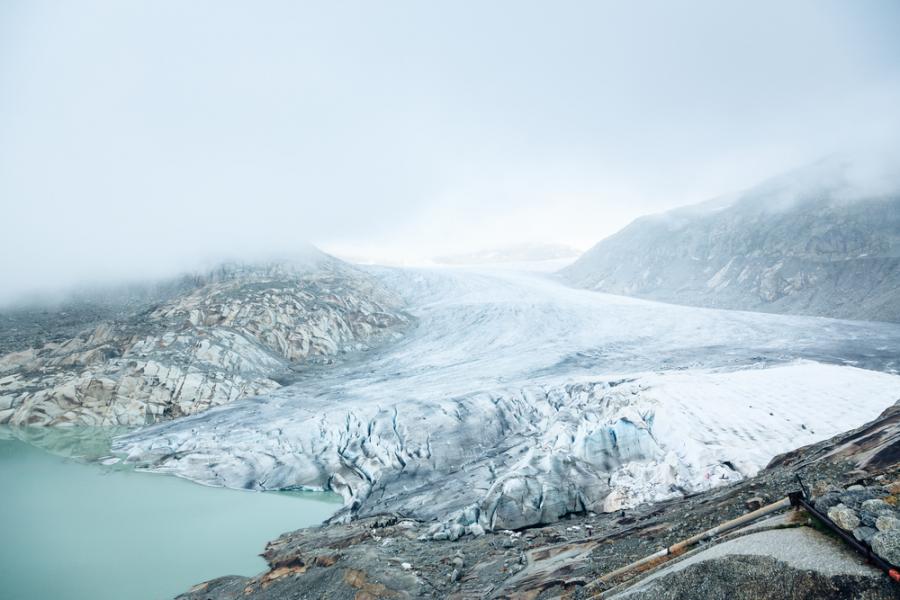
[561, 157, 900, 322]
[114, 266, 900, 534]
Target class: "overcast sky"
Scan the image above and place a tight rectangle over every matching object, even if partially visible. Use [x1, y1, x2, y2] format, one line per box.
[2, 1, 900, 299]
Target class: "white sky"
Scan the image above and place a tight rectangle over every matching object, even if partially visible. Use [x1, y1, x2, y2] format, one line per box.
[2, 1, 900, 297]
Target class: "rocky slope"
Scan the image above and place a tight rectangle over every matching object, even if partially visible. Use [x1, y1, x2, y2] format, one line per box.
[560, 157, 900, 322]
[176, 398, 900, 600]
[0, 252, 410, 426]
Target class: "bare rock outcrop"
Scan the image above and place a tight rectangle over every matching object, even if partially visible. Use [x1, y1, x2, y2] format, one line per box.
[561, 157, 900, 322]
[0, 255, 410, 426]
[605, 528, 897, 600]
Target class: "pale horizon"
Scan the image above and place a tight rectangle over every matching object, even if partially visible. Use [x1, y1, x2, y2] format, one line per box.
[3, 1, 900, 299]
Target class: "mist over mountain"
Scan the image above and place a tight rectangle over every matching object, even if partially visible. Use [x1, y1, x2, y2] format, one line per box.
[560, 156, 900, 322]
[433, 242, 581, 266]
[4, 3, 900, 599]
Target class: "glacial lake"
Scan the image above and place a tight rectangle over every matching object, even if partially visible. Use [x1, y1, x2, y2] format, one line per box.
[0, 428, 341, 600]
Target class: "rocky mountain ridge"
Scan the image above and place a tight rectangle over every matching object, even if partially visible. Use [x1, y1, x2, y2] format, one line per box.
[0, 253, 411, 426]
[561, 158, 900, 322]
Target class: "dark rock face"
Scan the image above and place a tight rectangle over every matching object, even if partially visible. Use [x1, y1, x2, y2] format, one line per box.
[560, 158, 900, 322]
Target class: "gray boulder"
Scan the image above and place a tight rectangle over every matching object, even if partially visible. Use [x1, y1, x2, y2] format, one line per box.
[853, 526, 877, 545]
[875, 515, 900, 533]
[839, 488, 887, 511]
[872, 530, 900, 566]
[827, 503, 861, 532]
[814, 491, 843, 514]
[860, 499, 893, 527]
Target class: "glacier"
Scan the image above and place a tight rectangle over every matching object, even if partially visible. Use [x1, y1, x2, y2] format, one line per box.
[114, 265, 900, 534]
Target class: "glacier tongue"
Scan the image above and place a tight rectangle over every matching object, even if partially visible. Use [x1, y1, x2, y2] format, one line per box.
[113, 266, 900, 534]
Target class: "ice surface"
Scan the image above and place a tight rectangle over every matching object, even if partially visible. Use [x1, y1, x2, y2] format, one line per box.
[114, 266, 900, 533]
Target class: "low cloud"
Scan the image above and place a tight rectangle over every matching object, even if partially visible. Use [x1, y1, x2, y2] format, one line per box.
[2, 1, 899, 302]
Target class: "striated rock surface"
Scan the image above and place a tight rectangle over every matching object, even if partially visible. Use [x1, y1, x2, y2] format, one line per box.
[0, 252, 410, 426]
[605, 527, 897, 600]
[560, 157, 900, 322]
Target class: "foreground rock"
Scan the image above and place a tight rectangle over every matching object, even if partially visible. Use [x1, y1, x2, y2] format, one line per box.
[0, 251, 409, 426]
[610, 475, 900, 600]
[560, 156, 900, 322]
[176, 400, 900, 599]
[606, 527, 896, 600]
